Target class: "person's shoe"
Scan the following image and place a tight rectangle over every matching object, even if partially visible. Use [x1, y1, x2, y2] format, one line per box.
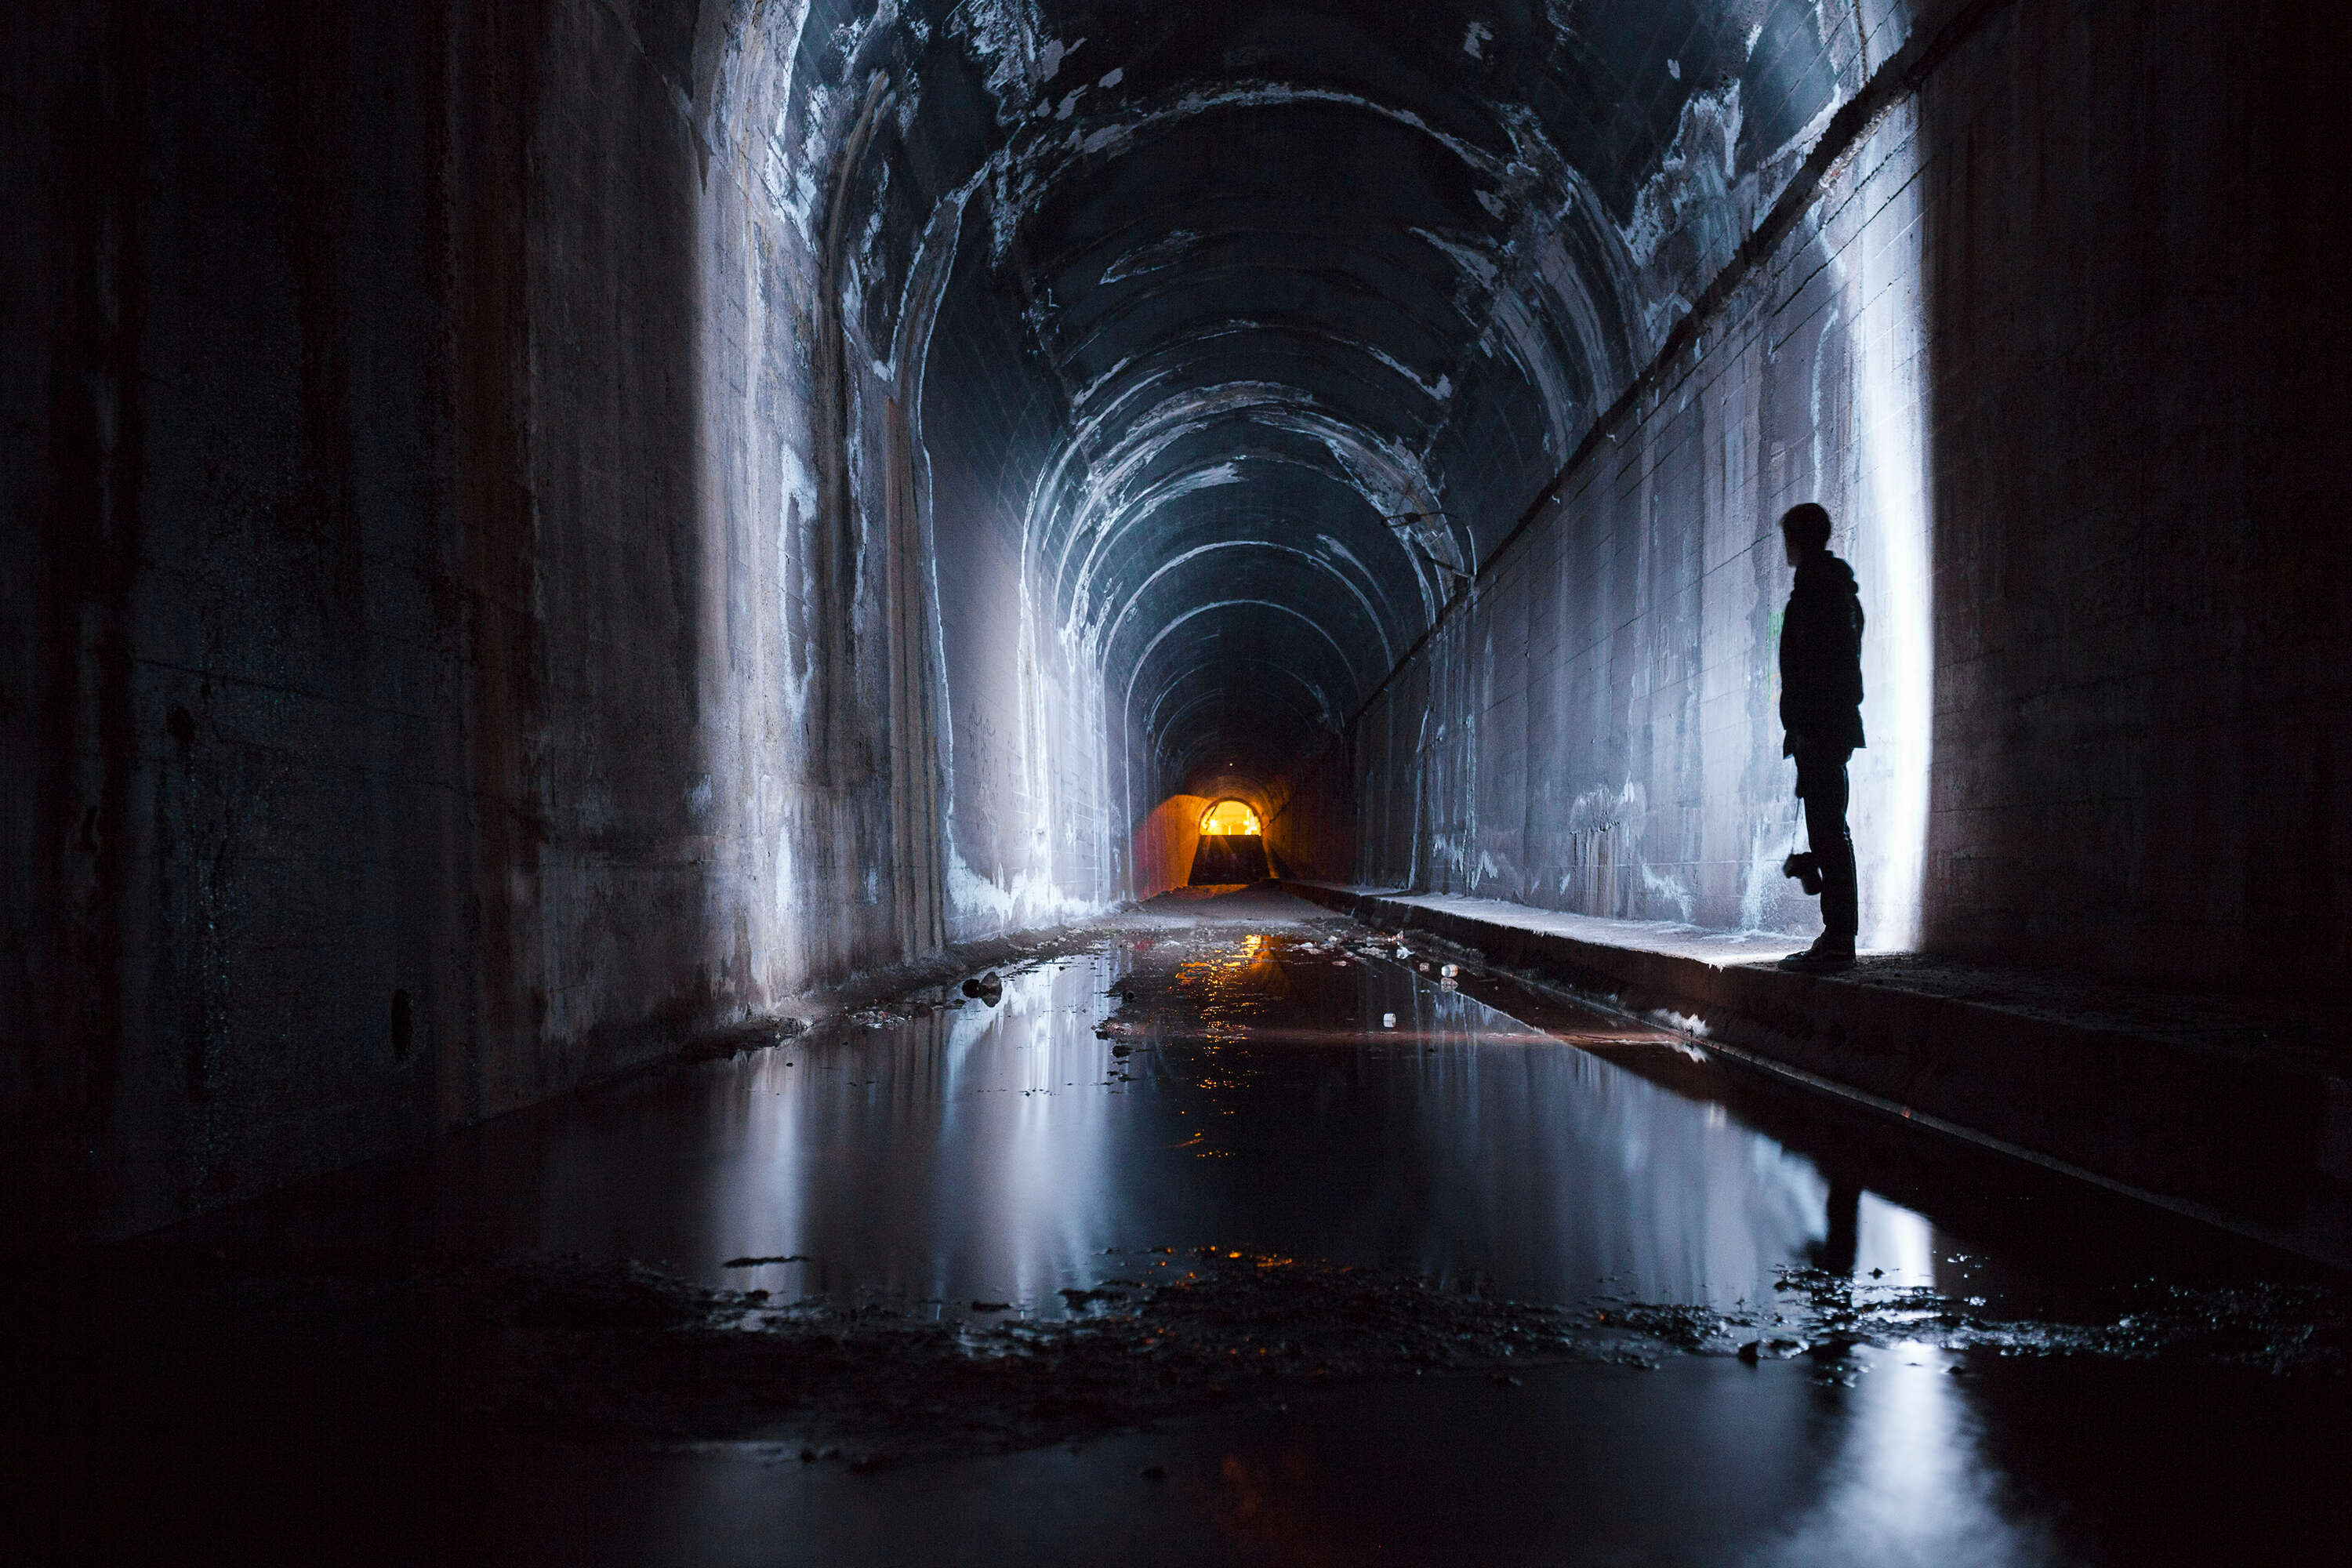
[1780, 852, 1824, 895]
[1780, 935, 1857, 971]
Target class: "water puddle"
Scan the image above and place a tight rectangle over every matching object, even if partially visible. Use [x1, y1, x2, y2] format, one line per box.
[190, 904, 2342, 1359]
[29, 896, 2350, 1563]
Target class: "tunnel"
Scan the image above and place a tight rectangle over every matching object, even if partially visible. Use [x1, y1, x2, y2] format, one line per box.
[1188, 798, 1270, 885]
[7, 0, 2351, 1558]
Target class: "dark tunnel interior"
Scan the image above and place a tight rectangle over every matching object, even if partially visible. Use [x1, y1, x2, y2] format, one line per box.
[8, 0, 2349, 1291]
[9, 1, 2352, 1555]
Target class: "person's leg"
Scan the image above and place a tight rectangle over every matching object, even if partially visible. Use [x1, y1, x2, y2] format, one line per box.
[1801, 749, 1857, 948]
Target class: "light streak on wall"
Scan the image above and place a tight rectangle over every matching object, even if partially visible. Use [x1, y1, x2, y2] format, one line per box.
[1844, 100, 1933, 953]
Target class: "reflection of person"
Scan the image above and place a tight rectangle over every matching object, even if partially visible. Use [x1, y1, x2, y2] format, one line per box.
[1776, 503, 1864, 969]
[1816, 1174, 1862, 1276]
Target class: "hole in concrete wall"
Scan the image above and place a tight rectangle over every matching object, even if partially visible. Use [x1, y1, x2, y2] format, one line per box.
[1200, 799, 1261, 836]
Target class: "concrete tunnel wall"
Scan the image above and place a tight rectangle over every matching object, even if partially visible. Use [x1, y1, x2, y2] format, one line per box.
[3, 0, 1134, 1243]
[1269, 0, 2350, 992]
[5, 0, 2344, 1245]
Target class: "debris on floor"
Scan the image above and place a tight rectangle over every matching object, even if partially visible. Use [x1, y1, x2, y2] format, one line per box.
[477, 1250, 1661, 1461]
[113, 1243, 2298, 1472]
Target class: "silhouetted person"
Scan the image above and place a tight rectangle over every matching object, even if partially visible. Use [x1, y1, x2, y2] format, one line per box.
[1776, 503, 1864, 968]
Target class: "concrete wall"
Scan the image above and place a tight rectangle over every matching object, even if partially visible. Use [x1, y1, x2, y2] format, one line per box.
[1132, 796, 1212, 904]
[1, 0, 1122, 1243]
[916, 209, 1123, 940]
[1913, 0, 2347, 989]
[8, 1, 480, 1240]
[1287, 0, 2349, 995]
[1326, 92, 1933, 946]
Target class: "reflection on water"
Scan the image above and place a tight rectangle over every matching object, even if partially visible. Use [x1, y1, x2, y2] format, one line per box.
[1745, 1345, 2061, 1568]
[622, 927, 2082, 1561]
[297, 926, 1936, 1324]
[127, 908, 2352, 1565]
[569, 1349, 2069, 1568]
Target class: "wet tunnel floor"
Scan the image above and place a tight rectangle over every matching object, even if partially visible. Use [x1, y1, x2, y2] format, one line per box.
[13, 888, 2350, 1564]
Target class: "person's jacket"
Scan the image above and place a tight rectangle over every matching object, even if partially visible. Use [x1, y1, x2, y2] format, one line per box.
[1780, 549, 1865, 750]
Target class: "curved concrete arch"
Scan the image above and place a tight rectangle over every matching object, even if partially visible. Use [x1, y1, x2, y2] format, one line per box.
[1151, 699, 1335, 784]
[1040, 379, 1441, 593]
[1040, 384, 1450, 632]
[1070, 450, 1418, 652]
[1159, 716, 1330, 789]
[983, 78, 1526, 251]
[1121, 598, 1363, 717]
[1139, 663, 1348, 783]
[1145, 661, 1338, 749]
[1091, 539, 1397, 673]
[1048, 292, 1465, 405]
[1126, 612, 1360, 737]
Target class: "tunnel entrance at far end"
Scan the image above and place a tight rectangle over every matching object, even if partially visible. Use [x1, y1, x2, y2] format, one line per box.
[1189, 799, 1271, 886]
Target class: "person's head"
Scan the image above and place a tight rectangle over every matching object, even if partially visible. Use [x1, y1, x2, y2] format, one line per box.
[1779, 503, 1831, 564]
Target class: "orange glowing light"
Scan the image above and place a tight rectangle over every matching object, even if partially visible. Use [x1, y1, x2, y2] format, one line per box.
[1199, 799, 1261, 836]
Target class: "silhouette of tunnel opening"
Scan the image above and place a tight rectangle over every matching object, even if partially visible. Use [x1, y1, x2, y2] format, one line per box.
[1189, 798, 1270, 886]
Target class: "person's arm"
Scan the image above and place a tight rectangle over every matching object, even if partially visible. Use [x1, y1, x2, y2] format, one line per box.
[1780, 577, 1826, 734]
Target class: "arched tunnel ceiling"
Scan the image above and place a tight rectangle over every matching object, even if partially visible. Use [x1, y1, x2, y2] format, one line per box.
[775, 0, 1858, 796]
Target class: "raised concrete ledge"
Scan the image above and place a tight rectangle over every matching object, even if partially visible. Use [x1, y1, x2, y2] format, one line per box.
[1279, 883, 2352, 1270]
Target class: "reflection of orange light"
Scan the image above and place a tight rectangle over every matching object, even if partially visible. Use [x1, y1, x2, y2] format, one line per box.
[1242, 934, 1262, 956]
[1200, 799, 1261, 836]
